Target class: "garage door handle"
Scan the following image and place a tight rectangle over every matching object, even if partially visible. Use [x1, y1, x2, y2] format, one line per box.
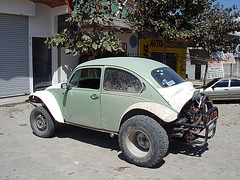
[90, 94, 99, 99]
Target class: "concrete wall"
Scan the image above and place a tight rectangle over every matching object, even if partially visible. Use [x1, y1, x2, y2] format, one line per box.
[223, 58, 240, 78]
[186, 49, 208, 81]
[1, 0, 80, 93]
[28, 3, 79, 89]
[60, 49, 79, 82]
[0, 0, 35, 16]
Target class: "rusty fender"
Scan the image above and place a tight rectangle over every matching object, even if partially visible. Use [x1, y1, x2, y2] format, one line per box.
[122, 102, 178, 123]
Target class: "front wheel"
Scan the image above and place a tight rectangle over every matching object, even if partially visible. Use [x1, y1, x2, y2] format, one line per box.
[118, 115, 169, 167]
[30, 106, 55, 138]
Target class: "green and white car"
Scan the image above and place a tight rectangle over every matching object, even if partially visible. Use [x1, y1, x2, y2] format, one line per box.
[28, 57, 218, 167]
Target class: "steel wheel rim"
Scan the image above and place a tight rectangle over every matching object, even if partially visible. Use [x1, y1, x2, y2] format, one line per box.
[126, 130, 151, 158]
[35, 114, 47, 131]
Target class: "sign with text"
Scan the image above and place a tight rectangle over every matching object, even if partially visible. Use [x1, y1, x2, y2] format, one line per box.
[139, 38, 187, 79]
[207, 61, 224, 79]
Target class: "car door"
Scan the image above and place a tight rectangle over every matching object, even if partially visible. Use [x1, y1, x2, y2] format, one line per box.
[229, 79, 240, 99]
[101, 67, 145, 132]
[63, 67, 102, 128]
[209, 79, 229, 99]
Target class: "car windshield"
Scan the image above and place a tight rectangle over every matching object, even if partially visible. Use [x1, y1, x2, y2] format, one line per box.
[152, 67, 184, 88]
[203, 78, 221, 89]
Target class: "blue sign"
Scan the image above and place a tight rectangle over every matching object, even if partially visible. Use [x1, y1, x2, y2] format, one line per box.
[129, 35, 137, 48]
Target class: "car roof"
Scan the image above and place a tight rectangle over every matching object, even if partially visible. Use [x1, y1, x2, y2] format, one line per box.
[77, 57, 168, 77]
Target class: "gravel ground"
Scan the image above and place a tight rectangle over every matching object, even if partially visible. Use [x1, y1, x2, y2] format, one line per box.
[0, 101, 240, 180]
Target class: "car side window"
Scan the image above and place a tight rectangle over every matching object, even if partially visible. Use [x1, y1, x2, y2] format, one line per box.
[69, 68, 101, 89]
[214, 80, 229, 88]
[69, 70, 80, 87]
[230, 79, 240, 87]
[103, 68, 142, 93]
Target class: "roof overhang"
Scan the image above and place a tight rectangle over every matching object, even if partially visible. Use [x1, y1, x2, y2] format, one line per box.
[30, 0, 73, 12]
[79, 18, 133, 32]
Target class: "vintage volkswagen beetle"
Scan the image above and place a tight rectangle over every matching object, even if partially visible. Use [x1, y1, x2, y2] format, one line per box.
[28, 57, 218, 167]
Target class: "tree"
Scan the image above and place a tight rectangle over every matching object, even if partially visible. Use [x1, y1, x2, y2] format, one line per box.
[125, 0, 212, 39]
[124, 0, 240, 51]
[46, 0, 240, 61]
[45, 0, 124, 58]
[192, 2, 240, 54]
[124, 0, 240, 83]
[190, 2, 240, 83]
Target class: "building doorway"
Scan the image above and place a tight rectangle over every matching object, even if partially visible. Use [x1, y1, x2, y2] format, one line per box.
[195, 64, 201, 80]
[32, 37, 52, 91]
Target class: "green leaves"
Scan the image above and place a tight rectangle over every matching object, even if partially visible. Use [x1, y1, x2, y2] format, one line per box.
[191, 2, 240, 54]
[45, 0, 240, 59]
[92, 42, 98, 50]
[124, 0, 240, 55]
[45, 0, 124, 57]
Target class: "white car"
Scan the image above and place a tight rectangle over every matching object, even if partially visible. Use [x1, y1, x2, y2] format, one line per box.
[199, 78, 240, 100]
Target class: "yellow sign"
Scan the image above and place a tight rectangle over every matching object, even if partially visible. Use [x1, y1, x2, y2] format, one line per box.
[139, 38, 187, 79]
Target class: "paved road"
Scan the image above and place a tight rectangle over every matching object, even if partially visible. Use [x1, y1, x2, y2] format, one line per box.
[0, 101, 240, 180]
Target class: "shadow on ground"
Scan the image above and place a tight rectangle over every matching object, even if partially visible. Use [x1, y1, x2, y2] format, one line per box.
[52, 123, 209, 168]
[168, 140, 209, 157]
[54, 123, 120, 151]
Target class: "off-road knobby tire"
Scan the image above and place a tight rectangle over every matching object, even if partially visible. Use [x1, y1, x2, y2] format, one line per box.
[118, 115, 169, 167]
[30, 106, 55, 138]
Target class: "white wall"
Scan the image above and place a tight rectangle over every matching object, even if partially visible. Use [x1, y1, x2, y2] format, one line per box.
[52, 6, 80, 83]
[0, 0, 35, 16]
[186, 58, 195, 80]
[60, 49, 79, 82]
[186, 49, 207, 81]
[29, 4, 53, 37]
[1, 0, 80, 92]
[28, 3, 79, 87]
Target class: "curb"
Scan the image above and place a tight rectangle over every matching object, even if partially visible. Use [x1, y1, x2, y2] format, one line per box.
[0, 95, 29, 108]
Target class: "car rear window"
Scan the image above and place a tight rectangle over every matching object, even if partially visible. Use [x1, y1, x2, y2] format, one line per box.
[152, 67, 184, 88]
[231, 79, 240, 87]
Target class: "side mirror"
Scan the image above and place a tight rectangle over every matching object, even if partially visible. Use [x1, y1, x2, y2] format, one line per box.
[61, 83, 72, 90]
[212, 85, 215, 90]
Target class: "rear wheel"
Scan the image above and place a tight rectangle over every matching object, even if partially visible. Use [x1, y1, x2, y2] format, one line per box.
[30, 106, 55, 138]
[118, 115, 169, 167]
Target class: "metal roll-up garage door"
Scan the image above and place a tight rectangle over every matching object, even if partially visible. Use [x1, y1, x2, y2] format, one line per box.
[0, 13, 29, 98]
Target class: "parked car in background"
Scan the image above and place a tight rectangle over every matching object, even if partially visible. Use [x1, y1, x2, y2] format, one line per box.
[28, 57, 218, 167]
[199, 78, 240, 100]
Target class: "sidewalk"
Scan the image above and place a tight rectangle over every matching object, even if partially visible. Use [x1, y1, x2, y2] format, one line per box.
[0, 95, 29, 107]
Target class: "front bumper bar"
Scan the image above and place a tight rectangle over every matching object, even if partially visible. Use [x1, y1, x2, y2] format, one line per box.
[182, 106, 218, 147]
[172, 94, 218, 147]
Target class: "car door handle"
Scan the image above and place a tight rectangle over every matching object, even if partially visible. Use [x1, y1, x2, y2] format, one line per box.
[90, 94, 99, 99]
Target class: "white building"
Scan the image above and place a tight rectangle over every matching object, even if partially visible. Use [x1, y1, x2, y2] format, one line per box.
[0, 0, 138, 97]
